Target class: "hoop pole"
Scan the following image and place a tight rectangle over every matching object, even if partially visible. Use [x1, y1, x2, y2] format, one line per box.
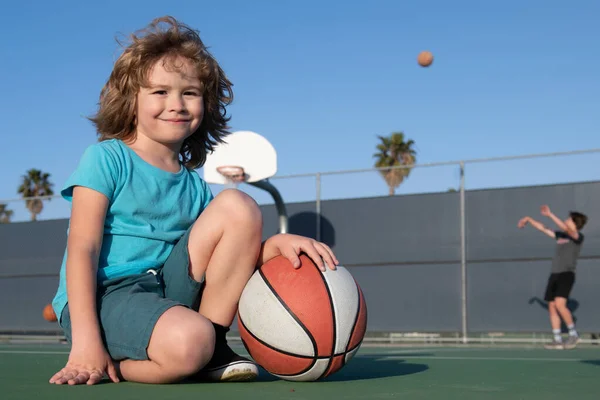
[248, 179, 288, 234]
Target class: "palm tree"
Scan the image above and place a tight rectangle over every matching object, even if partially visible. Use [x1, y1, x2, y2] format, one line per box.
[0, 203, 13, 223]
[17, 169, 55, 221]
[373, 132, 417, 196]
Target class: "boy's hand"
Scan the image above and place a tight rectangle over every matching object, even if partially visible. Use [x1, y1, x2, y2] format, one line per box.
[262, 233, 338, 271]
[517, 217, 529, 228]
[540, 205, 551, 216]
[49, 344, 119, 385]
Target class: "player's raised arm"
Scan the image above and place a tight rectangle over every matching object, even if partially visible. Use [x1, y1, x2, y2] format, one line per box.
[518, 216, 556, 238]
[540, 205, 579, 240]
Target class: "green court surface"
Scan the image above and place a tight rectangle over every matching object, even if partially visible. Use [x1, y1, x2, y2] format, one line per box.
[2, 343, 600, 399]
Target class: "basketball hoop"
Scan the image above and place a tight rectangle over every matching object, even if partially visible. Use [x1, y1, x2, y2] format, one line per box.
[217, 165, 247, 188]
[203, 131, 287, 233]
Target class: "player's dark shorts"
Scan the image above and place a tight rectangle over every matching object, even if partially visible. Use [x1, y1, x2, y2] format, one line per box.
[58, 226, 204, 361]
[544, 271, 575, 301]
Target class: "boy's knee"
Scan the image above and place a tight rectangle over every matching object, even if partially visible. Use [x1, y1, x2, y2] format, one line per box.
[554, 299, 569, 312]
[162, 317, 215, 375]
[214, 189, 262, 228]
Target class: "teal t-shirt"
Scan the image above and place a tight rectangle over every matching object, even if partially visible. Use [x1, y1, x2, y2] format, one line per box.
[52, 139, 213, 321]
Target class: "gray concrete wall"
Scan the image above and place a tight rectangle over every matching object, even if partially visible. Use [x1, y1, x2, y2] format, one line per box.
[1, 181, 598, 334]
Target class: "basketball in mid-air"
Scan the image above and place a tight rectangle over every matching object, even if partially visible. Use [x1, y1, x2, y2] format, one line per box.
[237, 254, 367, 381]
[417, 51, 434, 67]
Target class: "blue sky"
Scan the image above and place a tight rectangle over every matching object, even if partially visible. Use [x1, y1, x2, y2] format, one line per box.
[1, 0, 599, 221]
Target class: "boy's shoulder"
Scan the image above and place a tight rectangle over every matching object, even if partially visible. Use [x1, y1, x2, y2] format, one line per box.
[77, 138, 124, 161]
[555, 230, 584, 244]
[77, 139, 133, 172]
[84, 138, 126, 157]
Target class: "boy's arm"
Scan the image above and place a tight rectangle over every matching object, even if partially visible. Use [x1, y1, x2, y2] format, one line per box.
[518, 216, 556, 238]
[541, 205, 579, 239]
[66, 186, 108, 349]
[51, 185, 119, 385]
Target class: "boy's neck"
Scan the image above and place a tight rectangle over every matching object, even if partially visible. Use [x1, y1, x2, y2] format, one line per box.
[125, 134, 183, 173]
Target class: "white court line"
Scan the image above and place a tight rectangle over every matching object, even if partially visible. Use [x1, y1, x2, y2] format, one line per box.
[381, 355, 584, 362]
[0, 349, 592, 363]
[365, 347, 554, 355]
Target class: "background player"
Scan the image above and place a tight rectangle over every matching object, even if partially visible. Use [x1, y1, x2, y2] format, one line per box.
[518, 205, 587, 349]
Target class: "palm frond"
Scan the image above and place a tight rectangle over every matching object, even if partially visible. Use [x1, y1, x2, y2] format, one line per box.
[373, 132, 418, 195]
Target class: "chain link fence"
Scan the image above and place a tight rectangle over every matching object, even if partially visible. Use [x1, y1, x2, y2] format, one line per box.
[1, 148, 599, 343]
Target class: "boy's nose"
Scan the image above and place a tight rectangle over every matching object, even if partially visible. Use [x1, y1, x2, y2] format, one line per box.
[167, 95, 186, 112]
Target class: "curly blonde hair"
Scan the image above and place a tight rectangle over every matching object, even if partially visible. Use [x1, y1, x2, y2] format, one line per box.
[89, 16, 233, 169]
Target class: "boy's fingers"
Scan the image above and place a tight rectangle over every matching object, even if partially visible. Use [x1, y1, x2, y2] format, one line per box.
[319, 242, 338, 265]
[87, 371, 104, 385]
[57, 371, 76, 385]
[281, 249, 301, 268]
[107, 364, 120, 383]
[302, 245, 325, 271]
[69, 372, 90, 385]
[50, 366, 88, 385]
[49, 371, 64, 383]
[315, 243, 336, 270]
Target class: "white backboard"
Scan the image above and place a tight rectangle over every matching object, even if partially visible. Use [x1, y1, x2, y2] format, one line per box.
[203, 130, 277, 184]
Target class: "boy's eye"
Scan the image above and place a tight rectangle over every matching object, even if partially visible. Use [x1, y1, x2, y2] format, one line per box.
[150, 90, 200, 96]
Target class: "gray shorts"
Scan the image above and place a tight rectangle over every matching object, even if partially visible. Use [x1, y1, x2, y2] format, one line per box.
[59, 227, 204, 361]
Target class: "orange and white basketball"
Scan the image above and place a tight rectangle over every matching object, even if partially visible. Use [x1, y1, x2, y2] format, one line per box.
[237, 254, 367, 381]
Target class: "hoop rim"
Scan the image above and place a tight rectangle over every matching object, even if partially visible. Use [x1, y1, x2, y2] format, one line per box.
[216, 165, 247, 183]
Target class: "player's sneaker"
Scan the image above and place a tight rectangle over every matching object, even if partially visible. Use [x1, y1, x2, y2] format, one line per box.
[196, 342, 258, 382]
[563, 335, 580, 350]
[544, 339, 564, 350]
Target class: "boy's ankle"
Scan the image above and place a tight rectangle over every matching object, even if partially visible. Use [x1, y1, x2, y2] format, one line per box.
[197, 335, 258, 382]
[212, 322, 230, 343]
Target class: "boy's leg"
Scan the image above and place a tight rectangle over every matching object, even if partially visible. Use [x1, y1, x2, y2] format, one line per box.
[61, 274, 216, 384]
[117, 306, 215, 383]
[192, 190, 263, 380]
[555, 272, 579, 349]
[548, 301, 562, 331]
[187, 189, 263, 326]
[554, 297, 575, 327]
[556, 297, 580, 349]
[161, 189, 263, 381]
[544, 274, 564, 349]
[545, 301, 564, 349]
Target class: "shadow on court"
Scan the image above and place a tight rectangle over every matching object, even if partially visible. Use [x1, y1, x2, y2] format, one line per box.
[581, 360, 600, 367]
[528, 296, 580, 333]
[324, 354, 429, 382]
[253, 353, 430, 382]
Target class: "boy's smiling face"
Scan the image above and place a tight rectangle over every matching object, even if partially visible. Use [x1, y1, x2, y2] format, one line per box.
[135, 56, 204, 148]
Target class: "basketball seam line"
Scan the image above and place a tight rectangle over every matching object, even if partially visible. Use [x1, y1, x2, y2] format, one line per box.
[345, 279, 364, 355]
[313, 259, 338, 380]
[257, 267, 319, 357]
[251, 268, 318, 375]
[239, 316, 362, 360]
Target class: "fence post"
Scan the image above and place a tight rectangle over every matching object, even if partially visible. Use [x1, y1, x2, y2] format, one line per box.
[316, 172, 321, 241]
[459, 161, 468, 344]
